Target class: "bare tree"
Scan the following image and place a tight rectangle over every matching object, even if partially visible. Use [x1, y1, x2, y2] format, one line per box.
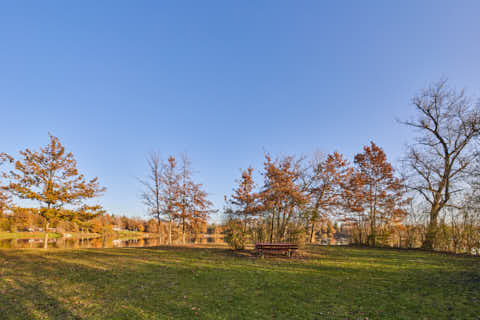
[469, 141, 480, 195]
[401, 79, 480, 249]
[139, 152, 163, 240]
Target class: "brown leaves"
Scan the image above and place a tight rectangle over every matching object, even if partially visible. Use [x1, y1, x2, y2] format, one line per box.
[227, 166, 258, 229]
[4, 135, 106, 224]
[223, 146, 410, 245]
[344, 142, 409, 244]
[175, 154, 213, 240]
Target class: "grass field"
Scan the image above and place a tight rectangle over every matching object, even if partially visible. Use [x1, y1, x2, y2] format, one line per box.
[0, 245, 479, 319]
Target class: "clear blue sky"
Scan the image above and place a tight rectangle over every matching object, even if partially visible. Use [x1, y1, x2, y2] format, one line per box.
[1, 1, 479, 221]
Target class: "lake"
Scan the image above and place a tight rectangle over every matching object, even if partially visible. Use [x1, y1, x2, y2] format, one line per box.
[0, 236, 225, 249]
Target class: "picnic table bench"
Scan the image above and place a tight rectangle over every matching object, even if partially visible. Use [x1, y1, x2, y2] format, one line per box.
[255, 243, 299, 257]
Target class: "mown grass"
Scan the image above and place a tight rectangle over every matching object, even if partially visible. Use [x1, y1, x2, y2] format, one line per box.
[0, 245, 478, 319]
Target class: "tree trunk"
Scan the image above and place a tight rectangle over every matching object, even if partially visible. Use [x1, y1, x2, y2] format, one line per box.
[182, 218, 186, 244]
[43, 222, 49, 249]
[370, 189, 377, 247]
[281, 213, 290, 242]
[157, 217, 162, 244]
[423, 208, 440, 249]
[168, 220, 172, 245]
[310, 222, 315, 243]
[370, 208, 376, 247]
[276, 211, 281, 242]
[370, 220, 376, 247]
[269, 209, 275, 243]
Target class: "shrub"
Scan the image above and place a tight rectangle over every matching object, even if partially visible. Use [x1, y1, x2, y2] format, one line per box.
[224, 219, 247, 250]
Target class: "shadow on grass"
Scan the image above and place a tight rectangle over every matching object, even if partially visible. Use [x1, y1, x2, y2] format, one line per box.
[0, 246, 479, 319]
[0, 279, 83, 320]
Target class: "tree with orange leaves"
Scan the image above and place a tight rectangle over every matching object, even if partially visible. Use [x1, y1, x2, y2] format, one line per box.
[348, 142, 409, 246]
[5, 135, 106, 248]
[227, 167, 258, 233]
[175, 154, 213, 244]
[0, 153, 13, 217]
[161, 155, 181, 244]
[260, 153, 309, 242]
[306, 152, 352, 242]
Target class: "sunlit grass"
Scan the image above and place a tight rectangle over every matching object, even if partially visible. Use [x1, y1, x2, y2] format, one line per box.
[0, 245, 478, 319]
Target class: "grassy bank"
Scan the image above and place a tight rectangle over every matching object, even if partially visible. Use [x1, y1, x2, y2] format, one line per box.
[112, 230, 149, 239]
[0, 246, 479, 319]
[0, 232, 61, 240]
[0, 230, 149, 241]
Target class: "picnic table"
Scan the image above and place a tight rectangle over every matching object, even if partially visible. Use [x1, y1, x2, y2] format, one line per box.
[255, 243, 298, 257]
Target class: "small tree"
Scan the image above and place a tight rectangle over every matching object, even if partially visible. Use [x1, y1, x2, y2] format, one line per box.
[161, 156, 181, 244]
[224, 218, 248, 250]
[6, 135, 105, 248]
[307, 152, 352, 243]
[227, 167, 258, 234]
[139, 152, 164, 239]
[175, 154, 212, 244]
[260, 154, 309, 242]
[349, 142, 408, 246]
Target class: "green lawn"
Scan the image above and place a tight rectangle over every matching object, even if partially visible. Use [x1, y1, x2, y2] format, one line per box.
[0, 246, 478, 319]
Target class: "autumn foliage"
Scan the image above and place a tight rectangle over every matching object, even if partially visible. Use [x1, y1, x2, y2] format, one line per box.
[224, 144, 410, 248]
[1, 78, 479, 255]
[140, 153, 213, 244]
[2, 135, 105, 247]
[345, 142, 409, 246]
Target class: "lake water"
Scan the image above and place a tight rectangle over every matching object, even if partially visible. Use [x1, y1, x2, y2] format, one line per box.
[0, 236, 225, 249]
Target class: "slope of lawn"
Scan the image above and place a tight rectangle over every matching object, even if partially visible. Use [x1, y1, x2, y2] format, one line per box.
[0, 245, 479, 319]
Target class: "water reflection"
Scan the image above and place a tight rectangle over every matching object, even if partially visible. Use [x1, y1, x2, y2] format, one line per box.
[0, 236, 225, 249]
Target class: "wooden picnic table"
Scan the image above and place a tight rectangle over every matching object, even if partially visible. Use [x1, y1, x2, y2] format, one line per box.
[255, 243, 299, 257]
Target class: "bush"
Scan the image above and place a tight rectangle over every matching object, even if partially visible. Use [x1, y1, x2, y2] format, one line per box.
[8, 221, 17, 233]
[0, 217, 10, 232]
[285, 224, 306, 247]
[224, 219, 248, 250]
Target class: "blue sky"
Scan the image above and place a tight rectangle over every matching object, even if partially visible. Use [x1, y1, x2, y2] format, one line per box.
[1, 1, 480, 221]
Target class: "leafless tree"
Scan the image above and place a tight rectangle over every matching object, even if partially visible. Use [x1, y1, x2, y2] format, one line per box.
[139, 152, 164, 239]
[401, 79, 480, 249]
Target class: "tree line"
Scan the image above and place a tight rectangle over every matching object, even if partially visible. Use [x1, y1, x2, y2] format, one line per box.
[223, 79, 480, 253]
[0, 137, 215, 248]
[223, 142, 408, 249]
[1, 79, 479, 253]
